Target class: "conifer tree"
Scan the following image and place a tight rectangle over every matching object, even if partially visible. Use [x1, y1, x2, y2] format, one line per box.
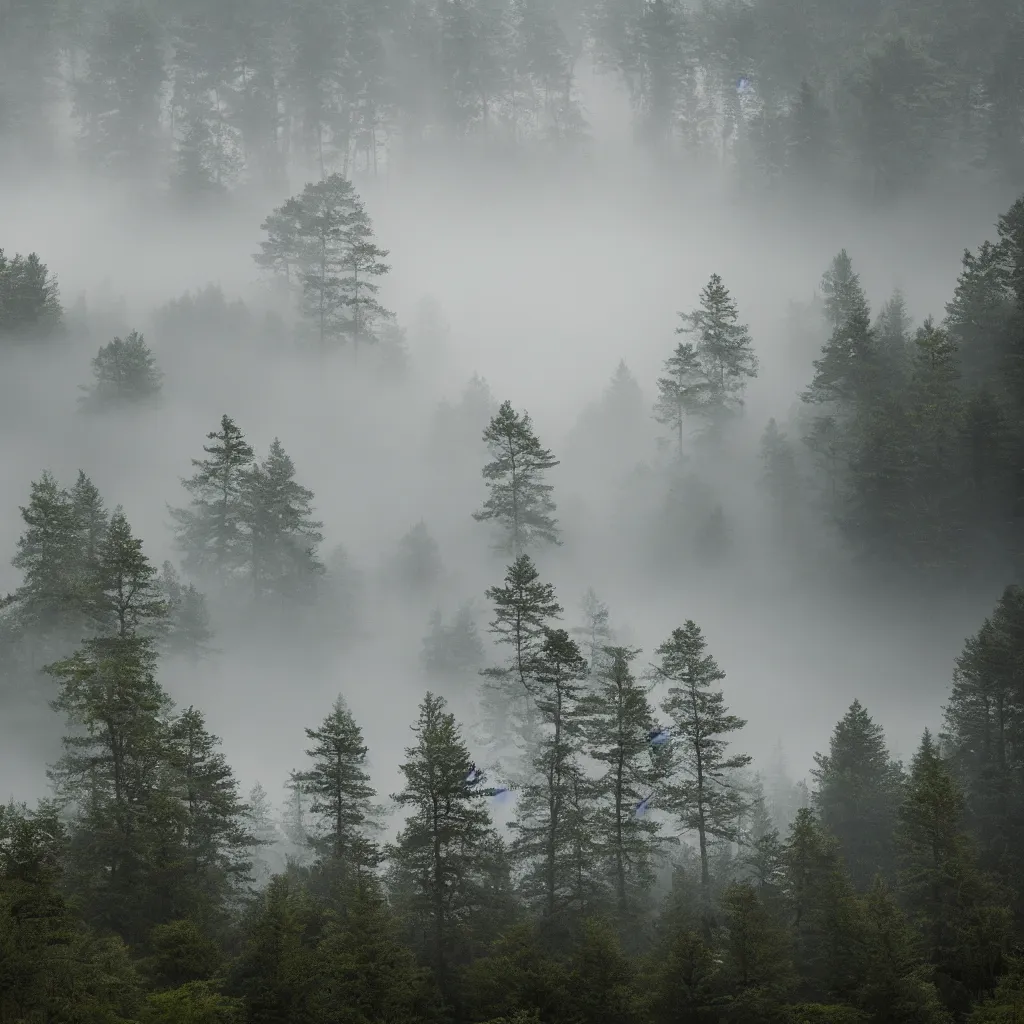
[653, 341, 708, 457]
[510, 630, 589, 926]
[654, 622, 752, 895]
[580, 646, 666, 926]
[0, 249, 63, 341]
[291, 696, 380, 874]
[759, 418, 801, 532]
[170, 416, 255, 584]
[246, 782, 282, 887]
[12, 472, 85, 652]
[80, 330, 163, 409]
[676, 274, 757, 422]
[874, 289, 912, 388]
[474, 401, 560, 556]
[45, 635, 177, 942]
[70, 471, 108, 590]
[422, 604, 486, 677]
[571, 587, 613, 673]
[158, 562, 214, 661]
[242, 438, 325, 602]
[394, 520, 443, 591]
[390, 692, 498, 994]
[811, 700, 904, 890]
[90, 509, 168, 638]
[280, 774, 313, 866]
[254, 174, 394, 354]
[896, 730, 1010, 1003]
[165, 706, 255, 922]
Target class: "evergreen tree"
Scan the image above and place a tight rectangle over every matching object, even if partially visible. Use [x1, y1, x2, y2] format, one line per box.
[80, 330, 163, 408]
[654, 622, 752, 897]
[165, 706, 255, 923]
[291, 695, 380, 874]
[571, 587, 613, 673]
[45, 635, 177, 942]
[246, 782, 282, 887]
[759, 418, 801, 533]
[874, 290, 912, 388]
[580, 645, 666, 928]
[394, 520, 443, 591]
[158, 562, 215, 661]
[170, 416, 256, 584]
[70, 471, 109, 591]
[0, 249, 63, 341]
[389, 692, 498, 995]
[242, 438, 326, 602]
[676, 274, 758, 423]
[811, 700, 904, 889]
[474, 401, 561, 556]
[480, 555, 563, 762]
[653, 341, 708, 456]
[422, 603, 486, 677]
[90, 509, 168, 638]
[896, 730, 1010, 1006]
[509, 629, 589, 928]
[254, 174, 394, 354]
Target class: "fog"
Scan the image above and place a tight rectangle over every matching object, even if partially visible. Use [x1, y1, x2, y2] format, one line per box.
[0, 64, 1017, 835]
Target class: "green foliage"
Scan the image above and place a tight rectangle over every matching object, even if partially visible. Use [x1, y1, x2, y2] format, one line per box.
[81, 330, 163, 408]
[811, 700, 904, 889]
[145, 981, 243, 1024]
[474, 400, 561, 556]
[0, 248, 62, 340]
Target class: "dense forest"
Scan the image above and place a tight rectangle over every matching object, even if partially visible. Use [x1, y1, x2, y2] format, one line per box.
[3, 0, 1024, 1022]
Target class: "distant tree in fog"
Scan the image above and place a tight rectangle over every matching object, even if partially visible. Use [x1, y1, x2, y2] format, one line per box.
[474, 401, 560, 556]
[254, 174, 394, 355]
[571, 588, 613, 673]
[158, 562, 214, 661]
[676, 274, 757, 424]
[240, 439, 325, 603]
[653, 341, 708, 457]
[394, 521, 443, 592]
[421, 603, 485, 677]
[170, 415, 255, 585]
[80, 331, 163, 409]
[0, 249, 62, 342]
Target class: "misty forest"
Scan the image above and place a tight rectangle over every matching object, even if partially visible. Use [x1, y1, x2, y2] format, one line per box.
[3, 0, 1024, 1022]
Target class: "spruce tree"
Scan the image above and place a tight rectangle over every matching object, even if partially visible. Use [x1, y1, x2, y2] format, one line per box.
[874, 290, 912, 388]
[165, 706, 255, 922]
[170, 416, 256, 584]
[90, 509, 168, 638]
[242, 438, 325, 602]
[579, 646, 666, 927]
[653, 341, 708, 457]
[80, 330, 163, 408]
[676, 274, 758, 422]
[654, 621, 752, 895]
[811, 700, 904, 890]
[473, 401, 560, 556]
[45, 635, 177, 942]
[390, 692, 498, 994]
[291, 695, 380, 874]
[509, 629, 589, 926]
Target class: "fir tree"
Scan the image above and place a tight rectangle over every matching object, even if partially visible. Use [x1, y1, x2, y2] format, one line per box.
[811, 700, 904, 890]
[389, 692, 498, 995]
[654, 622, 752, 896]
[473, 400, 561, 556]
[676, 274, 758, 422]
[291, 695, 380, 874]
[653, 341, 708, 457]
[579, 646, 666, 927]
[170, 416, 256, 584]
[242, 438, 325, 602]
[80, 331, 163, 409]
[70, 471, 109, 591]
[90, 509, 168, 638]
[509, 629, 589, 927]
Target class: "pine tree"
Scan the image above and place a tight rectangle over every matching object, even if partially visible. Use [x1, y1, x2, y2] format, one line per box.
[0, 249, 63, 341]
[654, 622, 752, 896]
[11, 472, 86, 652]
[158, 562, 214, 661]
[90, 509, 168, 638]
[422, 604, 486, 677]
[480, 555, 562, 763]
[390, 692, 498, 994]
[874, 290, 912, 389]
[291, 695, 380, 874]
[509, 629, 589, 927]
[165, 706, 255, 922]
[811, 700, 904, 890]
[676, 274, 758, 422]
[759, 418, 801, 533]
[45, 635, 177, 942]
[242, 438, 325, 602]
[80, 331, 163, 409]
[896, 730, 1010, 1004]
[653, 341, 708, 457]
[571, 587, 613, 673]
[394, 520, 443, 591]
[280, 774, 313, 866]
[170, 416, 256, 584]
[254, 174, 394, 354]
[246, 782, 282, 887]
[473, 401, 561, 556]
[70, 471, 109, 589]
[579, 646, 666, 928]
